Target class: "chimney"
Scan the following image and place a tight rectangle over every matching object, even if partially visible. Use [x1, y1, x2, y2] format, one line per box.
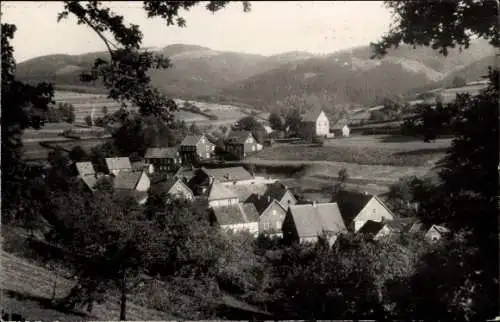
[267, 195, 271, 203]
[312, 200, 317, 207]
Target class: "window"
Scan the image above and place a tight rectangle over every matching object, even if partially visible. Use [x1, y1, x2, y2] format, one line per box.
[276, 220, 282, 229]
[206, 153, 210, 158]
[272, 209, 276, 215]
[252, 145, 256, 151]
[263, 222, 270, 230]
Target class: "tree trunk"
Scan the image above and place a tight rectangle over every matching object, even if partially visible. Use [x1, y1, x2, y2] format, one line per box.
[120, 274, 127, 321]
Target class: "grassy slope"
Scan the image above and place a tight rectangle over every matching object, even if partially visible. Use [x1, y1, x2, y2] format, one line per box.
[0, 250, 175, 321]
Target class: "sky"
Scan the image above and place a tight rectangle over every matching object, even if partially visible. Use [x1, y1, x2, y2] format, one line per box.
[2, 1, 392, 63]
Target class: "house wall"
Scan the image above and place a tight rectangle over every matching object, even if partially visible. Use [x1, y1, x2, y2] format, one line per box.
[259, 202, 287, 233]
[196, 136, 215, 159]
[315, 111, 330, 136]
[136, 172, 151, 192]
[353, 197, 394, 232]
[279, 191, 297, 211]
[221, 222, 259, 236]
[209, 197, 239, 208]
[169, 182, 194, 200]
[373, 225, 392, 241]
[342, 125, 350, 137]
[425, 228, 442, 241]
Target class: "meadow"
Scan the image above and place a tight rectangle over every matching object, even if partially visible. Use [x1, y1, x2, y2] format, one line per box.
[253, 135, 449, 167]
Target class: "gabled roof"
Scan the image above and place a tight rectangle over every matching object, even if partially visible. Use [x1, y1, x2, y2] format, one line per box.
[263, 181, 292, 203]
[288, 202, 346, 239]
[131, 161, 150, 172]
[302, 109, 324, 122]
[174, 166, 198, 181]
[334, 190, 375, 225]
[358, 220, 385, 238]
[429, 224, 450, 234]
[105, 157, 132, 171]
[180, 135, 210, 146]
[75, 162, 95, 176]
[255, 198, 286, 216]
[232, 184, 269, 203]
[240, 203, 260, 222]
[208, 180, 238, 201]
[201, 166, 253, 183]
[331, 120, 349, 130]
[144, 147, 179, 159]
[212, 204, 259, 226]
[80, 175, 97, 191]
[164, 178, 193, 196]
[226, 131, 253, 145]
[386, 217, 419, 233]
[114, 171, 144, 190]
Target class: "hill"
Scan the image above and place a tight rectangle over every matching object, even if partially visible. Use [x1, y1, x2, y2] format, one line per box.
[16, 40, 495, 110]
[220, 40, 496, 109]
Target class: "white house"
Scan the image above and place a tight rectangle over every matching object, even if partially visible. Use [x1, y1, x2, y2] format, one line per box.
[302, 109, 330, 137]
[334, 190, 395, 233]
[210, 203, 260, 236]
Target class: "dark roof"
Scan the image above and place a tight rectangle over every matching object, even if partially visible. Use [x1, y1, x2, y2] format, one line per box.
[144, 147, 179, 159]
[287, 202, 346, 238]
[202, 166, 253, 183]
[263, 181, 290, 203]
[181, 135, 215, 147]
[331, 120, 349, 130]
[358, 220, 385, 238]
[131, 161, 150, 172]
[386, 217, 419, 233]
[333, 190, 374, 225]
[254, 198, 285, 216]
[226, 131, 252, 144]
[174, 167, 198, 181]
[114, 189, 148, 204]
[302, 109, 326, 122]
[114, 171, 144, 190]
[212, 204, 259, 226]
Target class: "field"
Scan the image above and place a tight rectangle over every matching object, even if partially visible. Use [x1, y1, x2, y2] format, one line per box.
[253, 135, 450, 167]
[53, 90, 258, 126]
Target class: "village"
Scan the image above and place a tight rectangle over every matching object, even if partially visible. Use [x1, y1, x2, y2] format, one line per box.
[73, 107, 449, 245]
[2, 1, 497, 321]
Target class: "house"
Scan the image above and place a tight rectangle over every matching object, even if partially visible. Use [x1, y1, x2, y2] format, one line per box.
[301, 109, 330, 138]
[331, 121, 350, 137]
[254, 197, 287, 236]
[189, 166, 254, 195]
[357, 220, 391, 241]
[261, 181, 297, 211]
[105, 157, 132, 176]
[224, 131, 262, 160]
[113, 170, 151, 205]
[131, 161, 154, 174]
[179, 134, 215, 164]
[207, 179, 240, 208]
[162, 177, 194, 201]
[333, 190, 394, 232]
[174, 166, 198, 183]
[282, 202, 347, 246]
[210, 203, 260, 235]
[358, 217, 420, 241]
[424, 224, 450, 241]
[144, 147, 181, 172]
[75, 161, 95, 177]
[74, 161, 99, 192]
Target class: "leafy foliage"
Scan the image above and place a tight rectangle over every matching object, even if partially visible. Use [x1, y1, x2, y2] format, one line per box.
[371, 1, 499, 58]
